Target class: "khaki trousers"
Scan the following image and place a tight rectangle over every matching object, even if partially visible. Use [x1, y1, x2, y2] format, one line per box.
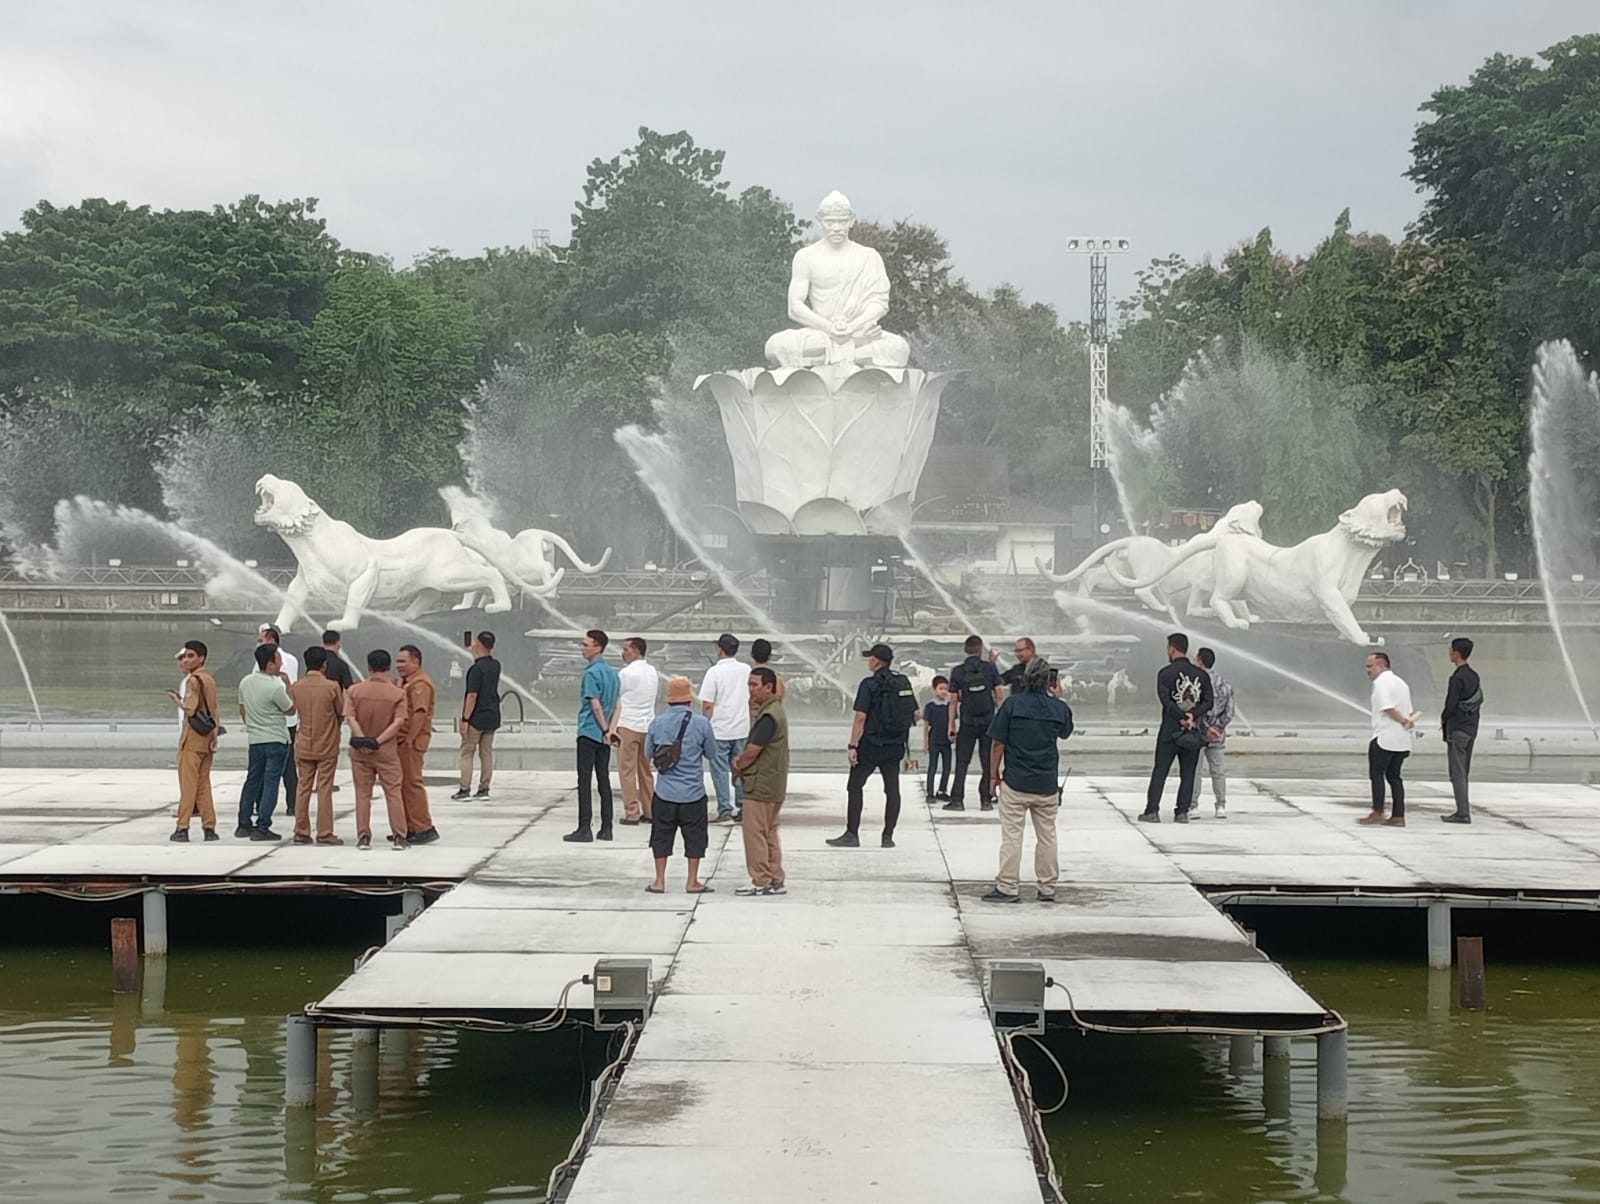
[352, 748, 407, 839]
[399, 743, 434, 833]
[616, 727, 654, 820]
[176, 743, 216, 830]
[995, 781, 1059, 899]
[459, 726, 495, 788]
[740, 798, 784, 887]
[293, 752, 338, 840]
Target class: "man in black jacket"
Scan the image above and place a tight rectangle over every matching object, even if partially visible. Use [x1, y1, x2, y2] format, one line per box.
[1139, 633, 1213, 824]
[1440, 635, 1483, 824]
[945, 634, 1002, 812]
[828, 644, 906, 849]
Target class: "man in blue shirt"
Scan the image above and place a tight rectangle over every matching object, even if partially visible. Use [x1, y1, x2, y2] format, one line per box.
[565, 629, 621, 844]
[645, 676, 717, 894]
[982, 657, 1074, 904]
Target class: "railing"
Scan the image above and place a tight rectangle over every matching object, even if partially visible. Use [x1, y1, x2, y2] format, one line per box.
[0, 565, 296, 587]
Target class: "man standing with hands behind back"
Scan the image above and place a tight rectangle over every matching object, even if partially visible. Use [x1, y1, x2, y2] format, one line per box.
[288, 647, 343, 845]
[396, 644, 439, 844]
[347, 649, 410, 850]
[452, 631, 500, 801]
[1440, 636, 1483, 825]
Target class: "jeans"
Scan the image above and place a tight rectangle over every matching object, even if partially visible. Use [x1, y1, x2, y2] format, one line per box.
[925, 744, 952, 797]
[846, 750, 903, 838]
[950, 724, 994, 804]
[1368, 739, 1409, 816]
[1446, 730, 1475, 817]
[576, 735, 614, 832]
[238, 741, 288, 830]
[709, 737, 746, 817]
[1144, 738, 1199, 816]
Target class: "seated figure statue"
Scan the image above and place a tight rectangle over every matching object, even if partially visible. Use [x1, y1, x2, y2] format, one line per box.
[765, 191, 910, 370]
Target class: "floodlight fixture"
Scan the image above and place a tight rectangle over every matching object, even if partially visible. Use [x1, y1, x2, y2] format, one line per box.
[1065, 236, 1131, 254]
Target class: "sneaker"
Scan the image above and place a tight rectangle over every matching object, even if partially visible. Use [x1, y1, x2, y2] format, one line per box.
[408, 828, 440, 844]
[169, 829, 189, 843]
[292, 834, 313, 845]
[1214, 805, 1228, 819]
[473, 786, 491, 799]
[202, 829, 219, 842]
[732, 810, 743, 823]
[389, 834, 409, 850]
[825, 832, 860, 848]
[1356, 811, 1386, 825]
[1384, 816, 1407, 827]
[563, 829, 593, 843]
[1037, 893, 1057, 904]
[234, 825, 255, 839]
[735, 885, 764, 896]
[761, 883, 787, 896]
[449, 788, 471, 801]
[980, 801, 995, 812]
[597, 827, 614, 842]
[620, 818, 643, 826]
[941, 801, 965, 812]
[317, 835, 345, 845]
[1137, 811, 1159, 824]
[935, 792, 950, 802]
[981, 888, 1020, 904]
[1440, 813, 1471, 824]
[357, 833, 372, 850]
[710, 813, 734, 825]
[1174, 811, 1189, 824]
[250, 827, 282, 841]
[881, 835, 896, 848]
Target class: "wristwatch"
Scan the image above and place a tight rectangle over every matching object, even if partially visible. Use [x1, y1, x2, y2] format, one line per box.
[848, 743, 858, 750]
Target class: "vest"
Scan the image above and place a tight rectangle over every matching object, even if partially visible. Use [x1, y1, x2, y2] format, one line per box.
[741, 697, 789, 804]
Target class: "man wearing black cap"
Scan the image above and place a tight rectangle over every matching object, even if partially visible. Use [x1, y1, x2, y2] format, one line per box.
[828, 643, 912, 849]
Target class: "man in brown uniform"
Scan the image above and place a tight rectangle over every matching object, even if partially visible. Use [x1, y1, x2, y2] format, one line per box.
[732, 666, 789, 895]
[346, 648, 410, 850]
[289, 647, 345, 844]
[396, 644, 439, 844]
[169, 640, 220, 841]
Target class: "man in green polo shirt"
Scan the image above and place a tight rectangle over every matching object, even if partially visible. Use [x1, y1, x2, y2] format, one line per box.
[235, 643, 295, 840]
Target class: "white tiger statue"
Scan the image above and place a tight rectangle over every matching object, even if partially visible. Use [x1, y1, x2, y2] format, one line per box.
[439, 486, 611, 606]
[254, 475, 511, 632]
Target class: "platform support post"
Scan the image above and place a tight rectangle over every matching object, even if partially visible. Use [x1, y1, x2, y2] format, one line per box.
[1426, 901, 1451, 969]
[1263, 1035, 1290, 1060]
[143, 888, 168, 957]
[401, 889, 424, 920]
[111, 917, 139, 993]
[352, 1035, 379, 1115]
[285, 1014, 316, 1108]
[1263, 1038, 1291, 1120]
[1457, 936, 1486, 1009]
[1228, 1034, 1255, 1076]
[1315, 1029, 1348, 1121]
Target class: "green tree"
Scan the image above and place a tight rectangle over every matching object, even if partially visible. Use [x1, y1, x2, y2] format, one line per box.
[849, 219, 977, 336]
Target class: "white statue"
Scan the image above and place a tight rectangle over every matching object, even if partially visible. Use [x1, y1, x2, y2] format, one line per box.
[1106, 489, 1408, 645]
[253, 475, 511, 632]
[765, 191, 910, 370]
[1042, 501, 1266, 622]
[438, 487, 612, 605]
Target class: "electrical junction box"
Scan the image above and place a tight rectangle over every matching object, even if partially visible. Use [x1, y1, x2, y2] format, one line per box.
[987, 960, 1046, 1034]
[593, 957, 654, 1029]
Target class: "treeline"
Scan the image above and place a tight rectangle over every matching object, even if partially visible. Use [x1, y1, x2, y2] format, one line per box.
[0, 35, 1595, 573]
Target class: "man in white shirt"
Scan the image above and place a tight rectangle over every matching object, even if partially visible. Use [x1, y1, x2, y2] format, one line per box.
[608, 636, 661, 826]
[699, 633, 751, 822]
[1359, 650, 1414, 827]
[258, 624, 300, 816]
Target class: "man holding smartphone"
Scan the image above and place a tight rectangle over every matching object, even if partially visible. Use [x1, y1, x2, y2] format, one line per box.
[982, 656, 1074, 904]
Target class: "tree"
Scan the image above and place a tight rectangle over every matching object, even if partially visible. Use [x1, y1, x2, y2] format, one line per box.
[850, 219, 976, 336]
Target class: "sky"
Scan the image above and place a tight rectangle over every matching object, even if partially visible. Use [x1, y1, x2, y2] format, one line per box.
[1, 1, 1593, 320]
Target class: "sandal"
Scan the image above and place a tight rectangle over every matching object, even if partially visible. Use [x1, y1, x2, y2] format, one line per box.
[686, 884, 715, 894]
[644, 884, 665, 894]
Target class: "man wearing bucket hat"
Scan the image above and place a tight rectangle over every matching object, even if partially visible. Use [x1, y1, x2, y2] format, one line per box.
[645, 676, 717, 894]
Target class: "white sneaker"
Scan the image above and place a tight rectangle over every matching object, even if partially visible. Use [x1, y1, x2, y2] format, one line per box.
[1214, 804, 1227, 819]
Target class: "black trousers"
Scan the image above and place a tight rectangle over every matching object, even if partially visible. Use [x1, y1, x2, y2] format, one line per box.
[925, 745, 952, 797]
[576, 736, 613, 831]
[1368, 739, 1409, 816]
[1446, 730, 1475, 817]
[950, 724, 994, 804]
[846, 751, 902, 838]
[1145, 738, 1200, 816]
[280, 725, 298, 809]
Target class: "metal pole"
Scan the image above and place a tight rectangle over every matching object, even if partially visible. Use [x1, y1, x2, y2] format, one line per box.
[285, 1014, 316, 1108]
[142, 888, 168, 958]
[1315, 1029, 1348, 1121]
[1426, 901, 1451, 969]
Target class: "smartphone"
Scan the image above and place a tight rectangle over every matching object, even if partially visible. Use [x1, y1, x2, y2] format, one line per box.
[1048, 668, 1060, 690]
[462, 630, 473, 649]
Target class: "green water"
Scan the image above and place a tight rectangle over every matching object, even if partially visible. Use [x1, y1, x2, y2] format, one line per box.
[1047, 960, 1600, 1203]
[0, 948, 584, 1203]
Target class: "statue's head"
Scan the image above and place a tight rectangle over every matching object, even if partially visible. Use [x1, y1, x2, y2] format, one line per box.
[816, 190, 855, 246]
[253, 475, 321, 535]
[438, 485, 492, 532]
[1220, 500, 1264, 538]
[1338, 489, 1408, 547]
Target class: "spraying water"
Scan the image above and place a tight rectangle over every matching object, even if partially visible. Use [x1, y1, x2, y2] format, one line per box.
[0, 611, 43, 724]
[891, 525, 988, 636]
[1526, 340, 1600, 734]
[615, 424, 851, 697]
[1060, 591, 1369, 718]
[1102, 402, 1159, 537]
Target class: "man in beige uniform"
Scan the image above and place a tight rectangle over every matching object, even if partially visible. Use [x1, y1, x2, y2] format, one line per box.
[169, 640, 220, 841]
[396, 644, 439, 844]
[346, 648, 410, 850]
[289, 647, 344, 844]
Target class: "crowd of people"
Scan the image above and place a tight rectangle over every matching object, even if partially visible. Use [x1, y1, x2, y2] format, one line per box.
[167, 623, 1486, 894]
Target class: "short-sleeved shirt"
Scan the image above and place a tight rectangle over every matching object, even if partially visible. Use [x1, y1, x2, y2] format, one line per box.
[1370, 669, 1414, 752]
[922, 699, 951, 747]
[616, 658, 660, 732]
[699, 657, 751, 741]
[288, 674, 343, 760]
[321, 650, 355, 691]
[579, 657, 621, 742]
[239, 672, 293, 745]
[951, 655, 1002, 722]
[464, 656, 502, 731]
[645, 706, 716, 802]
[987, 691, 1074, 795]
[348, 677, 407, 749]
[853, 667, 905, 758]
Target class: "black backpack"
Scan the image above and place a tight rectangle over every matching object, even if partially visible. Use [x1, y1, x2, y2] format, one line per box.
[869, 672, 918, 739]
[956, 663, 995, 718]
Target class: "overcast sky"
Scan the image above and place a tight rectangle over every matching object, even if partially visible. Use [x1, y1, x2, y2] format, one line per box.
[1, 1, 1592, 320]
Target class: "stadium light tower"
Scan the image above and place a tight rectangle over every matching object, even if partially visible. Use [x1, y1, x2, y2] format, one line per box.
[1064, 237, 1131, 470]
